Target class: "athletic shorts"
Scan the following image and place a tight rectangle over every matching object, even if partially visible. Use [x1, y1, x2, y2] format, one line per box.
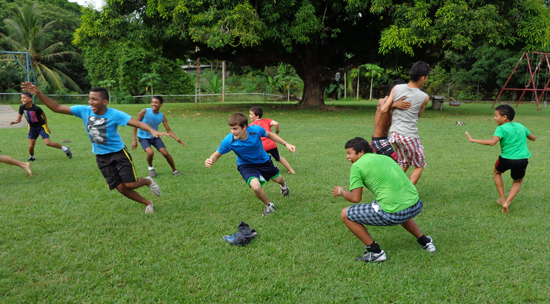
[138, 137, 166, 151]
[28, 125, 50, 140]
[237, 160, 281, 187]
[389, 132, 426, 168]
[495, 156, 529, 180]
[96, 147, 137, 190]
[371, 137, 398, 162]
[265, 147, 281, 162]
[347, 200, 423, 226]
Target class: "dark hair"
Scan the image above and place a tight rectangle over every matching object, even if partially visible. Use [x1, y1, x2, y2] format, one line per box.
[345, 137, 373, 154]
[250, 107, 263, 118]
[21, 92, 32, 98]
[410, 61, 431, 82]
[153, 96, 164, 104]
[388, 79, 407, 95]
[90, 87, 109, 101]
[495, 104, 515, 121]
[228, 112, 248, 128]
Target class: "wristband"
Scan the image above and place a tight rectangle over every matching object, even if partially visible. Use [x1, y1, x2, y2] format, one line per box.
[283, 142, 288, 146]
[338, 188, 342, 196]
[276, 131, 279, 134]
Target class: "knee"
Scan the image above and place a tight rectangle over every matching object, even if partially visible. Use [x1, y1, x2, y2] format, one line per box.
[146, 151, 154, 158]
[161, 151, 170, 158]
[340, 207, 349, 222]
[116, 183, 128, 194]
[45, 142, 54, 147]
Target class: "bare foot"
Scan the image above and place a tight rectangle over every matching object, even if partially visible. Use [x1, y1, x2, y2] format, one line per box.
[501, 202, 509, 214]
[288, 171, 296, 174]
[22, 162, 32, 177]
[497, 199, 504, 206]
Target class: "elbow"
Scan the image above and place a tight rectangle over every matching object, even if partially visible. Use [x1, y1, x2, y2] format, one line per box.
[349, 197, 361, 203]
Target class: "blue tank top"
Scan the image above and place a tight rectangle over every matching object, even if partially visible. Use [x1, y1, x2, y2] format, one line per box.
[138, 108, 163, 139]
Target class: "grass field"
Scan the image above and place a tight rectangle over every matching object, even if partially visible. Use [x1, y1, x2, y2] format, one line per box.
[1, 101, 549, 303]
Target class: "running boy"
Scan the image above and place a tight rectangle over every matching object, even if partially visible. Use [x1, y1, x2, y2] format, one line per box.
[9, 92, 72, 161]
[205, 113, 296, 216]
[21, 82, 167, 214]
[465, 104, 536, 214]
[332, 137, 435, 263]
[249, 106, 295, 174]
[381, 61, 431, 185]
[132, 96, 184, 177]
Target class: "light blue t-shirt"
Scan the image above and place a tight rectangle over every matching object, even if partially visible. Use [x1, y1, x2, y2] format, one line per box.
[217, 125, 271, 165]
[71, 105, 132, 155]
[138, 108, 164, 139]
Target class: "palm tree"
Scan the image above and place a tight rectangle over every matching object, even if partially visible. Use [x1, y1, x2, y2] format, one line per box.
[0, 2, 81, 92]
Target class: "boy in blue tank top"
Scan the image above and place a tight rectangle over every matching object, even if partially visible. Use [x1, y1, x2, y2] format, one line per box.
[22, 82, 168, 214]
[131, 96, 185, 177]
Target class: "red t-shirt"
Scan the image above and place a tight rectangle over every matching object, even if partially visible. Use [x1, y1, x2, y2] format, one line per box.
[250, 118, 277, 151]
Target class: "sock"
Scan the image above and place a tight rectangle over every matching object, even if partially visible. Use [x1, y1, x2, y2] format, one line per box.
[280, 180, 288, 189]
[268, 202, 274, 207]
[417, 235, 430, 247]
[61, 146, 68, 152]
[30, 155, 34, 158]
[148, 166, 155, 170]
[366, 241, 382, 254]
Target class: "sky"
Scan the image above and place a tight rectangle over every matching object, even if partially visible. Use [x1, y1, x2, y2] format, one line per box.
[68, 0, 104, 10]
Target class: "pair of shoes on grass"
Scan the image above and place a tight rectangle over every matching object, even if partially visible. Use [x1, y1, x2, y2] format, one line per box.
[356, 236, 436, 263]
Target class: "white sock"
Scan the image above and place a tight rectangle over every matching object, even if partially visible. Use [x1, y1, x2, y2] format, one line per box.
[281, 181, 288, 189]
[268, 202, 274, 207]
[30, 155, 34, 158]
[61, 146, 68, 152]
[148, 166, 155, 170]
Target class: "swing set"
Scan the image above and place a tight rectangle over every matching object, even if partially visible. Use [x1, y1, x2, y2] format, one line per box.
[493, 52, 550, 110]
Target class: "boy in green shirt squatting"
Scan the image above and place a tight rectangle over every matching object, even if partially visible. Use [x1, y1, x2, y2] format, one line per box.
[332, 137, 435, 263]
[465, 104, 536, 214]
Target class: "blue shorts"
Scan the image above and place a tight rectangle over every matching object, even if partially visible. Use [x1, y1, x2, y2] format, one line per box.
[265, 147, 281, 162]
[28, 125, 50, 140]
[237, 160, 281, 187]
[138, 137, 166, 151]
[347, 200, 423, 226]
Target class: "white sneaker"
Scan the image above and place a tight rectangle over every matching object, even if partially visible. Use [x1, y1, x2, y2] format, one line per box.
[356, 250, 387, 263]
[422, 236, 436, 253]
[145, 202, 154, 214]
[145, 176, 161, 196]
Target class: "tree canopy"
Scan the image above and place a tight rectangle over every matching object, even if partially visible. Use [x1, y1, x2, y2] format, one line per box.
[75, 0, 550, 106]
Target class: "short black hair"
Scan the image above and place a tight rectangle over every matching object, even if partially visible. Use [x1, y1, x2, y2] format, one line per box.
[388, 79, 407, 95]
[410, 61, 430, 82]
[21, 92, 32, 98]
[345, 137, 373, 154]
[495, 104, 515, 121]
[90, 87, 109, 101]
[153, 96, 164, 104]
[250, 107, 263, 118]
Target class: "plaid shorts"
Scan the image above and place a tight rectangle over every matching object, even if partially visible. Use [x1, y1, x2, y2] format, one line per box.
[389, 132, 426, 168]
[346, 200, 423, 226]
[371, 137, 398, 162]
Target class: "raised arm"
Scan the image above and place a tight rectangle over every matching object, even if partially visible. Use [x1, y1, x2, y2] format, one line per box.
[21, 82, 72, 115]
[417, 95, 431, 117]
[271, 120, 280, 134]
[380, 87, 397, 113]
[465, 131, 500, 146]
[266, 131, 295, 153]
[332, 186, 363, 203]
[131, 109, 146, 150]
[205, 151, 223, 167]
[162, 116, 185, 147]
[127, 118, 168, 138]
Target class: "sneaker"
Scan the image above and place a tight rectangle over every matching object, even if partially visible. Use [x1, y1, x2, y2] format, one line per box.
[356, 250, 387, 263]
[64, 147, 72, 159]
[280, 186, 289, 196]
[173, 170, 182, 176]
[262, 204, 275, 216]
[145, 202, 154, 214]
[422, 236, 436, 253]
[148, 169, 157, 177]
[145, 176, 161, 196]
[28, 156, 35, 162]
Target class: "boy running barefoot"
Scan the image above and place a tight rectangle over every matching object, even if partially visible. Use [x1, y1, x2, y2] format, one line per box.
[0, 155, 32, 177]
[205, 113, 296, 216]
[466, 104, 536, 214]
[10, 93, 72, 161]
[21, 82, 168, 214]
[249, 107, 295, 174]
[132, 96, 185, 177]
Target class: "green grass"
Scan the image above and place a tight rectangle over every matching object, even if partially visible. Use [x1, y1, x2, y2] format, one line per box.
[1, 101, 549, 303]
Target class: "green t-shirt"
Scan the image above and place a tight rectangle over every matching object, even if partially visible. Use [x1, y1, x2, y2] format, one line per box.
[494, 122, 531, 159]
[349, 153, 419, 213]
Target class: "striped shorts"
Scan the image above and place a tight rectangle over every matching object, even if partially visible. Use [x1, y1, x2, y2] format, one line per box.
[389, 132, 426, 168]
[371, 137, 398, 162]
[346, 200, 423, 226]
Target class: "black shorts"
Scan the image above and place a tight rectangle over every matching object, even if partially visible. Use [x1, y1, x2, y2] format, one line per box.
[96, 147, 137, 190]
[237, 160, 281, 187]
[495, 156, 528, 180]
[265, 147, 281, 162]
[28, 125, 50, 140]
[138, 137, 166, 151]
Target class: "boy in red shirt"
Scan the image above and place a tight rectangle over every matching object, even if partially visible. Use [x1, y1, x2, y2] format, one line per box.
[249, 107, 295, 174]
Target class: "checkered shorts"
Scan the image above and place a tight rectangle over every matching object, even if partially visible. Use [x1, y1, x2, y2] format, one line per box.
[346, 200, 423, 226]
[389, 132, 426, 168]
[371, 137, 398, 162]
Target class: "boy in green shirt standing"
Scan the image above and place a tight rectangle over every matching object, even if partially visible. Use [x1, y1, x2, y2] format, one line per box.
[466, 104, 536, 214]
[332, 137, 435, 263]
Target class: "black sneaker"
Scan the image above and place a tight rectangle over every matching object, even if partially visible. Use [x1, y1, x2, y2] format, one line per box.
[28, 156, 35, 162]
[356, 250, 387, 263]
[64, 148, 72, 159]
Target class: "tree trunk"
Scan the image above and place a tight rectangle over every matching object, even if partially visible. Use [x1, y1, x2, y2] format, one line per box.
[300, 75, 331, 107]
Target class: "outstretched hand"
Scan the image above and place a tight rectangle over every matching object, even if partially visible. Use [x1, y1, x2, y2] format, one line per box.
[151, 131, 168, 138]
[21, 82, 40, 95]
[285, 143, 296, 153]
[465, 131, 474, 142]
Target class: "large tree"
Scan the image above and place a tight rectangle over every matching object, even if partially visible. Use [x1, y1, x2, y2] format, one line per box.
[75, 0, 550, 106]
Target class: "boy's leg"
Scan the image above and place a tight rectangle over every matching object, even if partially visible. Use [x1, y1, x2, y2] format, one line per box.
[158, 147, 177, 172]
[28, 138, 36, 157]
[43, 138, 62, 149]
[400, 219, 423, 238]
[116, 178, 154, 206]
[249, 178, 270, 205]
[145, 147, 155, 167]
[340, 207, 374, 245]
[0, 155, 32, 177]
[409, 167, 424, 185]
[493, 168, 507, 207]
[278, 156, 295, 174]
[503, 178, 524, 214]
